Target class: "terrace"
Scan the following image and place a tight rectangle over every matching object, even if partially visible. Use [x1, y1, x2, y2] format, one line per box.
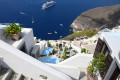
[0, 24, 40, 59]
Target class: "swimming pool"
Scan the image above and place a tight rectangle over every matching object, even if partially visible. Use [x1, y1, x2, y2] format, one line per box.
[39, 57, 59, 64]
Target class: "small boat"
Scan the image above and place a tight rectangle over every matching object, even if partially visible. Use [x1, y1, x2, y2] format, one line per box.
[48, 33, 52, 35]
[69, 30, 72, 31]
[55, 31, 57, 34]
[42, 1, 56, 10]
[60, 24, 63, 27]
[60, 36, 62, 38]
[32, 17, 34, 24]
[20, 12, 25, 15]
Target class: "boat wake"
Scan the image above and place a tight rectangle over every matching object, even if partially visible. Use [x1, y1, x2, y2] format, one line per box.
[60, 24, 63, 27]
[55, 31, 57, 34]
[32, 17, 34, 24]
[20, 12, 26, 15]
[48, 33, 52, 35]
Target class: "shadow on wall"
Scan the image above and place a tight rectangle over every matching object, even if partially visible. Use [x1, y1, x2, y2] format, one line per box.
[0, 59, 9, 69]
[79, 71, 86, 80]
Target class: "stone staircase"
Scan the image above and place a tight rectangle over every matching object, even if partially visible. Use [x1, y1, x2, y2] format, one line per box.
[0, 64, 32, 80]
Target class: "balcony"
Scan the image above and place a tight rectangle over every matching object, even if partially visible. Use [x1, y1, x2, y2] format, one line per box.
[0, 24, 35, 54]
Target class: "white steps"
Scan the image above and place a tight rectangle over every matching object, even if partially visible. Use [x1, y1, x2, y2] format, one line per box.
[0, 64, 32, 80]
[15, 73, 22, 80]
[0, 68, 8, 80]
[2, 69, 13, 80]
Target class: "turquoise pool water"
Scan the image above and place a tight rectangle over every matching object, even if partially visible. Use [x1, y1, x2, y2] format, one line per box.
[39, 57, 59, 64]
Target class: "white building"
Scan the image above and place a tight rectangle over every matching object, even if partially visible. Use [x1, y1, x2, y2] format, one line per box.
[0, 24, 93, 80]
[94, 32, 120, 80]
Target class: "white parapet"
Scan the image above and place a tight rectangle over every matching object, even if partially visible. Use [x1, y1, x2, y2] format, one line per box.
[46, 63, 81, 80]
[59, 53, 93, 68]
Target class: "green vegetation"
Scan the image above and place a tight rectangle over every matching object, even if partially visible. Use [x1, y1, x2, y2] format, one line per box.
[81, 48, 91, 54]
[69, 44, 72, 49]
[3, 22, 22, 38]
[58, 56, 60, 58]
[60, 47, 63, 51]
[52, 49, 55, 55]
[64, 47, 67, 53]
[88, 53, 106, 76]
[50, 53, 52, 55]
[62, 47, 67, 60]
[74, 50, 77, 54]
[47, 41, 51, 47]
[81, 48, 86, 53]
[56, 43, 58, 47]
[62, 29, 98, 40]
[62, 52, 67, 60]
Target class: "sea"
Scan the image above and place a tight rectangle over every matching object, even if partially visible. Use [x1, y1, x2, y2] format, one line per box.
[0, 0, 120, 40]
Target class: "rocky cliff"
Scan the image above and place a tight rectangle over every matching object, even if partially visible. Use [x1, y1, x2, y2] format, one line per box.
[71, 4, 120, 31]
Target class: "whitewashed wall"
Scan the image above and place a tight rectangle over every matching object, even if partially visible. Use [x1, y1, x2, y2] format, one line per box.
[0, 28, 35, 54]
[0, 40, 72, 80]
[59, 54, 93, 68]
[47, 63, 81, 80]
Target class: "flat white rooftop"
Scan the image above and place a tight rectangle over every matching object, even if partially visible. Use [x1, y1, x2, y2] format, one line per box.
[0, 28, 33, 49]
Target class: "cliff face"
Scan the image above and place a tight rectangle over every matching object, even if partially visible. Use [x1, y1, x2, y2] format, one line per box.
[71, 4, 120, 30]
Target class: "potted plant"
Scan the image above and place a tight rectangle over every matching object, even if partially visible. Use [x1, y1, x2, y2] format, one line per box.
[3, 23, 22, 41]
[87, 53, 106, 80]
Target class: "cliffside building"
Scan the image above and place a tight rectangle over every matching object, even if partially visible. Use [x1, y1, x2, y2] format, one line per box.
[94, 32, 120, 80]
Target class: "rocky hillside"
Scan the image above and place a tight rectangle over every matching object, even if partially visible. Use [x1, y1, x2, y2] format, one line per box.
[61, 29, 98, 40]
[71, 4, 120, 31]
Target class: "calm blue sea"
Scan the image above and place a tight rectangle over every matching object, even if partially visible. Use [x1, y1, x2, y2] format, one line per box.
[0, 0, 120, 40]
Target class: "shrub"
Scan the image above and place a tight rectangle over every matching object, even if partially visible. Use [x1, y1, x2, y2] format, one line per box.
[88, 53, 106, 75]
[88, 65, 94, 74]
[81, 48, 86, 53]
[62, 52, 67, 60]
[47, 41, 51, 47]
[75, 50, 77, 54]
[58, 56, 60, 58]
[62, 29, 98, 40]
[56, 43, 58, 47]
[64, 47, 67, 53]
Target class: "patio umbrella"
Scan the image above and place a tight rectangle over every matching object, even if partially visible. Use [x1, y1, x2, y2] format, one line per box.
[48, 47, 53, 53]
[41, 50, 49, 55]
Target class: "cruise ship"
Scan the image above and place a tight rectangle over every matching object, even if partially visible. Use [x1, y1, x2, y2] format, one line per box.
[42, 1, 56, 10]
